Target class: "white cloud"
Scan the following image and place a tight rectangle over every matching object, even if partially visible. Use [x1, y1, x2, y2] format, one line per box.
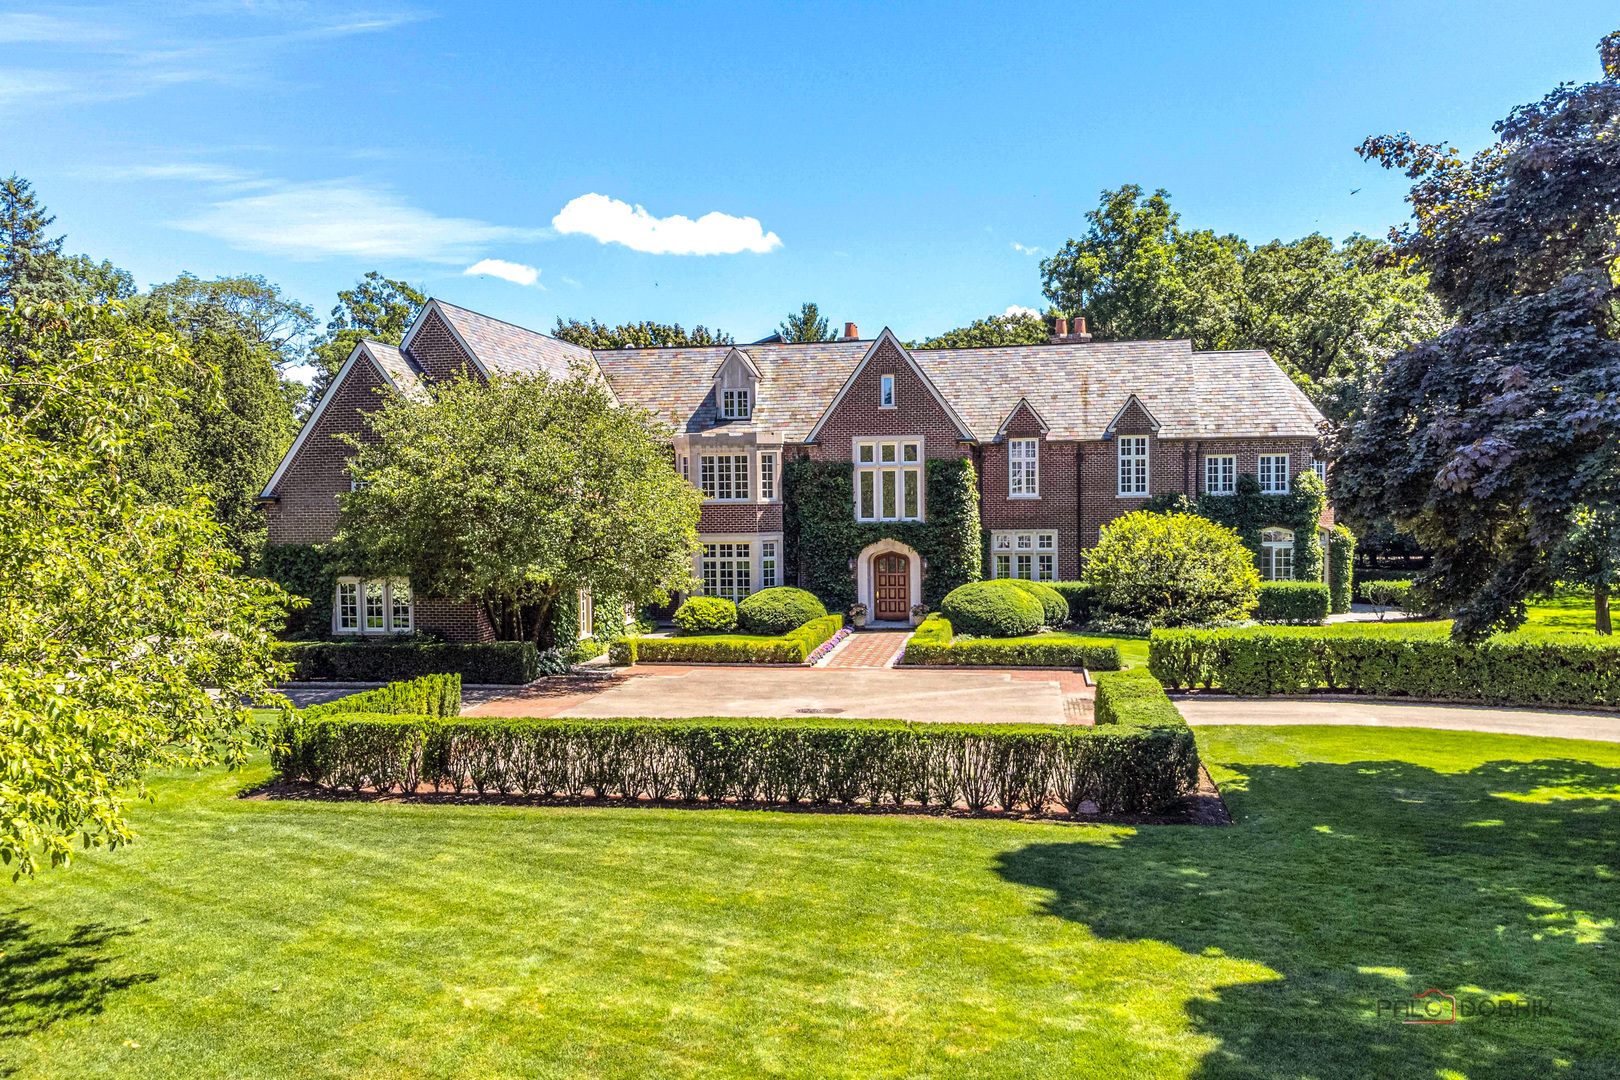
[174, 181, 540, 262]
[0, 13, 122, 44]
[464, 258, 540, 287]
[85, 162, 262, 184]
[552, 193, 781, 255]
[1003, 305, 1042, 320]
[1012, 242, 1042, 255]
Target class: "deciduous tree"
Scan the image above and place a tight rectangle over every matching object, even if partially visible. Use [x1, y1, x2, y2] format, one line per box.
[1555, 504, 1619, 635]
[916, 310, 1050, 349]
[551, 317, 732, 350]
[308, 272, 426, 396]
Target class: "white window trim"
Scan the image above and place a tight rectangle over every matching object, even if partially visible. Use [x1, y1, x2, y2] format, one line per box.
[721, 387, 752, 419]
[759, 452, 777, 503]
[1117, 436, 1149, 497]
[1205, 454, 1236, 496]
[699, 452, 752, 502]
[852, 438, 925, 522]
[879, 374, 896, 409]
[1260, 528, 1296, 581]
[334, 578, 413, 635]
[693, 533, 784, 600]
[1259, 454, 1291, 495]
[1008, 438, 1040, 499]
[989, 531, 1059, 581]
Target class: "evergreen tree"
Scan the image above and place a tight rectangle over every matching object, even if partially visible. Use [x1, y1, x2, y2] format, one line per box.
[0, 174, 66, 308]
[778, 302, 836, 342]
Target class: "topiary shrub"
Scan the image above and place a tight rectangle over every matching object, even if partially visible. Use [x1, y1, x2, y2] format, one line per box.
[1082, 511, 1260, 627]
[737, 586, 828, 636]
[673, 596, 737, 634]
[1255, 581, 1330, 624]
[940, 580, 1044, 638]
[1005, 579, 1070, 626]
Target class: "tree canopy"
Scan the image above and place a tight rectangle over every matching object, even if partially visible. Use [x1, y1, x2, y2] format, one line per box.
[307, 271, 426, 398]
[915, 310, 1051, 349]
[335, 365, 702, 645]
[551, 317, 732, 350]
[147, 272, 315, 371]
[1, 175, 137, 309]
[1332, 30, 1620, 639]
[0, 303, 290, 877]
[778, 302, 836, 342]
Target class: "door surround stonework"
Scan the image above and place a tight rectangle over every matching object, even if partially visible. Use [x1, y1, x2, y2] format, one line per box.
[854, 538, 923, 625]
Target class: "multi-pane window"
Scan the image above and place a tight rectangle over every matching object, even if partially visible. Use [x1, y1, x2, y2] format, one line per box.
[1009, 438, 1039, 497]
[700, 454, 750, 501]
[991, 532, 1057, 581]
[761, 541, 778, 588]
[722, 388, 751, 419]
[680, 455, 689, 482]
[336, 580, 412, 634]
[760, 454, 776, 501]
[1258, 454, 1290, 494]
[880, 375, 895, 407]
[855, 440, 922, 522]
[1312, 460, 1327, 484]
[1205, 455, 1236, 495]
[1260, 528, 1295, 581]
[1118, 436, 1148, 496]
[701, 543, 752, 601]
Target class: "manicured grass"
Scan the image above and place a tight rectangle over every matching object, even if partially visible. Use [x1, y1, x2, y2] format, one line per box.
[1523, 587, 1607, 637]
[4, 727, 1618, 1078]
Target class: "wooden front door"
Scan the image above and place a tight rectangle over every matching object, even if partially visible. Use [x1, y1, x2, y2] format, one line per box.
[874, 553, 910, 621]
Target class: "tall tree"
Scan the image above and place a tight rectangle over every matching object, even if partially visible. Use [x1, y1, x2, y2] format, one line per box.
[1333, 30, 1620, 639]
[778, 302, 836, 342]
[916, 310, 1051, 349]
[551, 317, 733, 350]
[1555, 504, 1619, 635]
[0, 302, 290, 877]
[308, 272, 426, 396]
[0, 175, 71, 308]
[147, 273, 315, 370]
[336, 365, 702, 645]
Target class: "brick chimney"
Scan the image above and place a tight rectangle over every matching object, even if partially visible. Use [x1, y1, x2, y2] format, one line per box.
[1050, 315, 1093, 344]
[844, 322, 859, 340]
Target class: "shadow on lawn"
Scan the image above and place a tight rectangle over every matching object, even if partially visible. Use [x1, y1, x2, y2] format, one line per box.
[0, 911, 155, 1063]
[996, 757, 1620, 1080]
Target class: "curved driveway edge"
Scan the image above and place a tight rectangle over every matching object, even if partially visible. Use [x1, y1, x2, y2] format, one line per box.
[1173, 696, 1620, 743]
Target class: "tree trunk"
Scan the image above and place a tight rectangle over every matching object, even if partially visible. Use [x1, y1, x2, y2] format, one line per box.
[1598, 583, 1612, 636]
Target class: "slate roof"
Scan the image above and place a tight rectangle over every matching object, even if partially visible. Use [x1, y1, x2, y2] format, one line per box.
[593, 340, 871, 440]
[431, 300, 595, 379]
[363, 340, 426, 399]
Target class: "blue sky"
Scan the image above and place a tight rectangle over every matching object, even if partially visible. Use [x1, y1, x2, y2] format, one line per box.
[3, 1, 1615, 374]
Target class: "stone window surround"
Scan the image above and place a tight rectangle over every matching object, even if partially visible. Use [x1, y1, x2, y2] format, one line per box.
[989, 530, 1058, 582]
[852, 436, 926, 522]
[674, 432, 782, 506]
[692, 532, 784, 600]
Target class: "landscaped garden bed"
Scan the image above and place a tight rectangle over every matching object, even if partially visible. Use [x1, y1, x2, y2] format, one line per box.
[899, 614, 1123, 669]
[609, 613, 843, 665]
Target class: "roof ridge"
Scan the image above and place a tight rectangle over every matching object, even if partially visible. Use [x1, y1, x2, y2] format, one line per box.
[433, 298, 568, 342]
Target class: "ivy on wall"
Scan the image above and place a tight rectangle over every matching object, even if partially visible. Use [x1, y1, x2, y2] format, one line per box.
[260, 543, 336, 638]
[1142, 469, 1329, 582]
[783, 456, 982, 610]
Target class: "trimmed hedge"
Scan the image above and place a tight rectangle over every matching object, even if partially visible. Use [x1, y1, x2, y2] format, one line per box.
[1049, 582, 1099, 624]
[611, 614, 843, 665]
[900, 616, 1122, 670]
[1328, 526, 1355, 614]
[1092, 668, 1188, 728]
[1006, 579, 1070, 626]
[1148, 626, 1620, 707]
[271, 712, 1199, 814]
[302, 674, 462, 720]
[737, 587, 827, 636]
[940, 580, 1044, 637]
[1254, 581, 1330, 624]
[674, 596, 737, 633]
[276, 641, 540, 684]
[1363, 580, 1413, 609]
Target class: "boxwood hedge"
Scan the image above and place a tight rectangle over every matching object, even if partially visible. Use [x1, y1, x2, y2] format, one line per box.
[940, 580, 1044, 637]
[900, 615, 1122, 670]
[737, 586, 827, 636]
[276, 641, 540, 684]
[1148, 625, 1620, 707]
[1006, 579, 1070, 626]
[611, 614, 843, 665]
[271, 710, 1198, 814]
[301, 674, 463, 719]
[1254, 581, 1330, 624]
[674, 596, 738, 633]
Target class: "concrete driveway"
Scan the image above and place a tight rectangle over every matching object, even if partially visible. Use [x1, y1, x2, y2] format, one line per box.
[1174, 696, 1620, 742]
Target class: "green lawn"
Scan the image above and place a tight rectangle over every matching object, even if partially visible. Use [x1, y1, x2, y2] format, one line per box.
[3, 727, 1617, 1078]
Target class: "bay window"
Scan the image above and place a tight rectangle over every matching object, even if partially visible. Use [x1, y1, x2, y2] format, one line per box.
[701, 542, 751, 601]
[700, 454, 750, 501]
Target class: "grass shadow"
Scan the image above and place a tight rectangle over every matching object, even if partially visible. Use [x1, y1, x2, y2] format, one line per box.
[0, 910, 156, 1060]
[995, 756, 1620, 1079]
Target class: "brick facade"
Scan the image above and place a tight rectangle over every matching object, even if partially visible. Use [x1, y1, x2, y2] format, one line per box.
[807, 339, 969, 462]
[403, 309, 479, 381]
[264, 360, 391, 546]
[977, 404, 1083, 579]
[699, 503, 784, 533]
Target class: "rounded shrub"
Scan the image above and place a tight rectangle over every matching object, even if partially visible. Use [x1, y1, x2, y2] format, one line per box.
[1081, 511, 1260, 627]
[737, 586, 828, 636]
[939, 580, 1044, 638]
[673, 596, 737, 634]
[1005, 579, 1069, 626]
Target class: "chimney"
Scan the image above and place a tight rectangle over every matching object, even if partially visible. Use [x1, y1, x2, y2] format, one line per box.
[1053, 316, 1069, 337]
[1074, 316, 1088, 336]
[1050, 314, 1093, 344]
[844, 322, 859, 340]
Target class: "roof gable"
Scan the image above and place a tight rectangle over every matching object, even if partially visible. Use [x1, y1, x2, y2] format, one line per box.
[260, 340, 406, 499]
[804, 328, 974, 443]
[996, 397, 1050, 439]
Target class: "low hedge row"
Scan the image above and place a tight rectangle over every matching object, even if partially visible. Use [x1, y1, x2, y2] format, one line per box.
[277, 641, 540, 684]
[610, 615, 843, 665]
[899, 616, 1123, 670]
[302, 674, 462, 720]
[1093, 668, 1184, 727]
[1148, 626, 1620, 707]
[1254, 581, 1330, 624]
[271, 712, 1198, 814]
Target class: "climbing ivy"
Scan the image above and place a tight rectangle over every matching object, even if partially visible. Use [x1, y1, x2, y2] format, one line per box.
[1142, 469, 1328, 582]
[260, 543, 336, 638]
[783, 456, 982, 610]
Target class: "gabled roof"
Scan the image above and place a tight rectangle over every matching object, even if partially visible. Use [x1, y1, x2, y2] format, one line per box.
[804, 328, 975, 443]
[404, 298, 594, 381]
[259, 340, 414, 499]
[995, 397, 1050, 439]
[1104, 393, 1160, 434]
[712, 346, 762, 380]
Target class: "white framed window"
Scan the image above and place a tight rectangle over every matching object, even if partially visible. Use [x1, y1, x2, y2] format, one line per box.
[336, 579, 412, 634]
[1312, 460, 1327, 483]
[1206, 455, 1236, 495]
[1009, 438, 1039, 498]
[854, 439, 923, 522]
[990, 532, 1057, 581]
[1118, 437, 1149, 496]
[1259, 454, 1290, 495]
[1260, 528, 1295, 581]
[761, 541, 778, 588]
[722, 388, 751, 419]
[880, 374, 895, 408]
[700, 454, 751, 501]
[760, 454, 776, 501]
[701, 542, 752, 601]
[680, 455, 689, 482]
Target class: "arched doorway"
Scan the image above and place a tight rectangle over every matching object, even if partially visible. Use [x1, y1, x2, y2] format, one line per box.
[873, 552, 911, 621]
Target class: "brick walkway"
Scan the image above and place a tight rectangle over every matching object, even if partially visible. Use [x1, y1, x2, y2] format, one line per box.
[823, 630, 910, 669]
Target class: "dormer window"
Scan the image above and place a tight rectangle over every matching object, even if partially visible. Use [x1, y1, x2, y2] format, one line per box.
[880, 375, 895, 408]
[722, 387, 751, 419]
